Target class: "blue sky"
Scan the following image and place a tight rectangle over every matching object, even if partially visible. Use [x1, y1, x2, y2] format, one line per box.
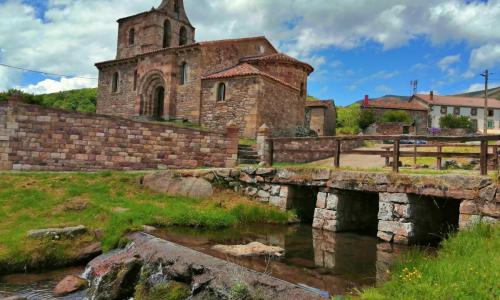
[1, 0, 500, 106]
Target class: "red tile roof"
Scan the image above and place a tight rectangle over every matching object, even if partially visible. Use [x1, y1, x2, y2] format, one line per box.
[414, 94, 500, 109]
[363, 98, 428, 111]
[202, 63, 299, 91]
[306, 100, 335, 108]
[241, 53, 314, 73]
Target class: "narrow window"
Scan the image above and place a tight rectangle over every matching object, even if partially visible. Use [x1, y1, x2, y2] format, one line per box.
[163, 20, 171, 48]
[133, 70, 138, 91]
[180, 62, 188, 85]
[453, 107, 460, 115]
[440, 106, 447, 115]
[471, 108, 477, 116]
[217, 83, 226, 102]
[488, 109, 494, 117]
[174, 0, 180, 14]
[129, 28, 135, 45]
[112, 72, 119, 93]
[488, 120, 494, 129]
[179, 26, 187, 46]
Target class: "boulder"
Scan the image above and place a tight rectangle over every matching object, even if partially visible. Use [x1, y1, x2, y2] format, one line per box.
[76, 242, 102, 262]
[212, 242, 284, 257]
[142, 172, 213, 199]
[53, 275, 87, 297]
[27, 225, 87, 239]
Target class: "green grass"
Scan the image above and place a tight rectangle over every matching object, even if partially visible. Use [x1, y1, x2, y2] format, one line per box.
[239, 138, 257, 146]
[0, 172, 291, 273]
[359, 224, 500, 300]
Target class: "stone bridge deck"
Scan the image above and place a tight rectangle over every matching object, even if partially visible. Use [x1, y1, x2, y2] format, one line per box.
[157, 168, 499, 245]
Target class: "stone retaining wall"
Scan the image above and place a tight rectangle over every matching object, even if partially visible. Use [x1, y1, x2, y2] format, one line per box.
[0, 100, 238, 171]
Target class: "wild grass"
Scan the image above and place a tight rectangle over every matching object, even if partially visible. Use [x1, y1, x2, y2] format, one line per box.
[0, 172, 291, 272]
[239, 138, 257, 146]
[358, 224, 500, 300]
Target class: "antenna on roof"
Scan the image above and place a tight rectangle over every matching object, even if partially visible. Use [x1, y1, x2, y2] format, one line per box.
[410, 80, 418, 95]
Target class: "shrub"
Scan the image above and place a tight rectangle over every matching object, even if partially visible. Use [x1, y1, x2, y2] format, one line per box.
[337, 103, 360, 129]
[359, 109, 376, 129]
[439, 114, 474, 129]
[336, 127, 360, 135]
[381, 110, 412, 123]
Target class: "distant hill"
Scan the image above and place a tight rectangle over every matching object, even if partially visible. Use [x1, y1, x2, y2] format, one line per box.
[0, 88, 97, 113]
[454, 87, 500, 100]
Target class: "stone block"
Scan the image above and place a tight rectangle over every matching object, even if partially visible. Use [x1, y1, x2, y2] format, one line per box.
[393, 235, 410, 245]
[379, 193, 410, 204]
[312, 169, 331, 181]
[279, 186, 289, 198]
[245, 187, 258, 197]
[316, 192, 327, 209]
[460, 200, 478, 215]
[270, 185, 281, 196]
[394, 204, 411, 219]
[378, 201, 394, 221]
[377, 231, 394, 242]
[326, 193, 339, 210]
[257, 190, 270, 198]
[480, 202, 500, 218]
[256, 168, 275, 176]
[479, 185, 496, 202]
[312, 218, 325, 229]
[269, 196, 287, 210]
[323, 220, 338, 232]
[378, 221, 414, 237]
[314, 208, 337, 221]
[240, 172, 256, 184]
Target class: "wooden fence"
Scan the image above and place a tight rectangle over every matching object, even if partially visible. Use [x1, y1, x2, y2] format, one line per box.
[265, 135, 500, 175]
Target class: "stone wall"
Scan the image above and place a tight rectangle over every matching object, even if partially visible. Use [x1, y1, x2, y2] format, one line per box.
[0, 101, 238, 171]
[201, 77, 259, 138]
[365, 122, 415, 135]
[363, 107, 428, 134]
[257, 77, 305, 137]
[0, 102, 12, 170]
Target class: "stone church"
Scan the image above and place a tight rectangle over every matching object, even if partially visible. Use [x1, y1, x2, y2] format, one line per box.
[95, 0, 314, 138]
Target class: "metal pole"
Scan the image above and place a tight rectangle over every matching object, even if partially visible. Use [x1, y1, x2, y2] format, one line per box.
[481, 70, 489, 135]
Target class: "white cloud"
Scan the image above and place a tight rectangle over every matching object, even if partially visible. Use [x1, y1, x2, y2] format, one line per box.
[375, 84, 393, 94]
[1, 0, 500, 90]
[438, 54, 460, 71]
[19, 77, 97, 95]
[465, 82, 500, 93]
[469, 43, 500, 70]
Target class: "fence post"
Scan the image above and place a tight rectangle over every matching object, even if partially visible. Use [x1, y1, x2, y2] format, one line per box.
[436, 145, 442, 170]
[494, 145, 499, 173]
[393, 140, 400, 173]
[334, 139, 341, 168]
[385, 148, 390, 167]
[257, 124, 270, 164]
[480, 140, 488, 176]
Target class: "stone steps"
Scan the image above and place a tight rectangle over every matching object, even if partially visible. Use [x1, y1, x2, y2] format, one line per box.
[238, 145, 259, 165]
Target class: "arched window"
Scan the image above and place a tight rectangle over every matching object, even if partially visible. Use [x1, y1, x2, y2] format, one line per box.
[163, 20, 171, 48]
[179, 26, 187, 46]
[112, 72, 119, 93]
[217, 83, 226, 102]
[128, 28, 135, 45]
[180, 62, 188, 85]
[133, 70, 138, 91]
[174, 0, 180, 14]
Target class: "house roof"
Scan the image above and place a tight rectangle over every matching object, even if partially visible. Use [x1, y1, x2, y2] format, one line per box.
[202, 63, 299, 91]
[241, 53, 314, 73]
[363, 97, 428, 111]
[306, 100, 335, 109]
[414, 94, 500, 109]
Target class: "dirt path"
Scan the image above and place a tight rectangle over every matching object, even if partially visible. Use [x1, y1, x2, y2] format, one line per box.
[313, 144, 387, 169]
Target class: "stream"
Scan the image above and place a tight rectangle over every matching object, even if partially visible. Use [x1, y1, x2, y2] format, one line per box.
[0, 224, 407, 298]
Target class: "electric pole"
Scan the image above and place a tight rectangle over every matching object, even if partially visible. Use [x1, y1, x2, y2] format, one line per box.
[481, 70, 489, 135]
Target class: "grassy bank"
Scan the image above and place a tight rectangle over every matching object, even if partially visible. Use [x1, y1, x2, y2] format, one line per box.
[0, 172, 292, 273]
[359, 224, 500, 300]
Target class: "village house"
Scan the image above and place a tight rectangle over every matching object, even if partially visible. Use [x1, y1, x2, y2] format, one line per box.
[410, 92, 500, 134]
[361, 96, 428, 135]
[95, 0, 316, 138]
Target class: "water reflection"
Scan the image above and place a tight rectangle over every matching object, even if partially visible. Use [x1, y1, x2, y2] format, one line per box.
[153, 224, 407, 296]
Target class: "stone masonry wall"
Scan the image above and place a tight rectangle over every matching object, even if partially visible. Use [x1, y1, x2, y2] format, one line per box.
[201, 77, 259, 138]
[0, 102, 12, 170]
[1, 101, 238, 171]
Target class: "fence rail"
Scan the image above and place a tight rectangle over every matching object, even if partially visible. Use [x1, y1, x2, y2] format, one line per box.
[265, 135, 500, 175]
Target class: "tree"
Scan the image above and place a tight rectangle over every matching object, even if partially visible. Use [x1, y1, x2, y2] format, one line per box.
[359, 109, 376, 129]
[381, 110, 412, 123]
[439, 114, 474, 129]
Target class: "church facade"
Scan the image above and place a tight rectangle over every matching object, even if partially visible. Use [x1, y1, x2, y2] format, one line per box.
[95, 0, 314, 138]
